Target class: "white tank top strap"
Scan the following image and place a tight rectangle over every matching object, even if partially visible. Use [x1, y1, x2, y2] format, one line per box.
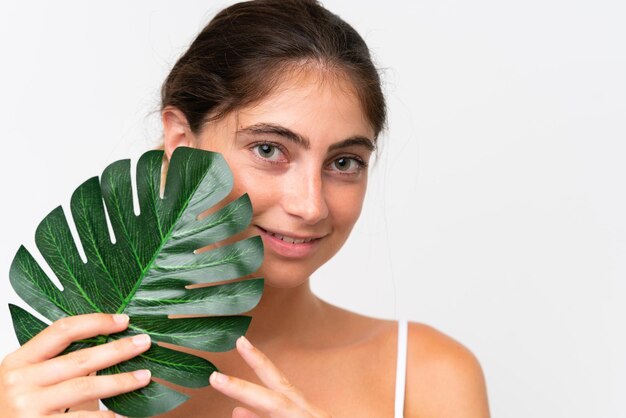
[394, 319, 409, 418]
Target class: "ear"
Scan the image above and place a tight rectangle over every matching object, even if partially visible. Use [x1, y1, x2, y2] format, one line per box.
[161, 106, 194, 161]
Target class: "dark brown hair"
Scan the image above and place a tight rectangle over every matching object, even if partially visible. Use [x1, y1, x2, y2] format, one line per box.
[161, 0, 386, 139]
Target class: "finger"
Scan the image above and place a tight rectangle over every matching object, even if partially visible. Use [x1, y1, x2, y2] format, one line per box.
[51, 411, 123, 418]
[232, 406, 261, 418]
[22, 333, 152, 386]
[9, 313, 130, 366]
[210, 371, 297, 416]
[236, 336, 305, 403]
[40, 369, 151, 413]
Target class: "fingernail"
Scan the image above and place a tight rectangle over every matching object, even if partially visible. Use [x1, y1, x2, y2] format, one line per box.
[238, 335, 253, 350]
[113, 314, 129, 324]
[131, 334, 151, 347]
[133, 369, 151, 382]
[210, 371, 228, 385]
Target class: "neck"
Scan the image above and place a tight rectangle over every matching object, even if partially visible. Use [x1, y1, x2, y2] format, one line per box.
[244, 279, 327, 346]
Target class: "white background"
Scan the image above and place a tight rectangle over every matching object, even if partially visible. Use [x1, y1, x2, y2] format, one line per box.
[0, 1, 624, 417]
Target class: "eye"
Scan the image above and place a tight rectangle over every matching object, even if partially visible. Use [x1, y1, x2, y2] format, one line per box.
[328, 156, 367, 175]
[250, 142, 286, 163]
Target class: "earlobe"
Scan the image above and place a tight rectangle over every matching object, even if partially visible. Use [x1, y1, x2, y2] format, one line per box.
[161, 106, 194, 160]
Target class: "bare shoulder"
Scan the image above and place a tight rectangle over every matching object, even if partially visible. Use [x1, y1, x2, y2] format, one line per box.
[404, 322, 490, 418]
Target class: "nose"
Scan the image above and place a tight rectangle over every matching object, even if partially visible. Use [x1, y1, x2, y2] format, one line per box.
[281, 167, 329, 224]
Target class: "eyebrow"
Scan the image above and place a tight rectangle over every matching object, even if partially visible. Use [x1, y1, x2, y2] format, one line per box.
[237, 122, 376, 152]
[329, 137, 376, 153]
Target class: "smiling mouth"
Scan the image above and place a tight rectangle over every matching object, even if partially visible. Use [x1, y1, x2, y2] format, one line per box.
[257, 226, 322, 244]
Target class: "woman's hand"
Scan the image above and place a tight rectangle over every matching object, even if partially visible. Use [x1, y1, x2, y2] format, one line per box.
[209, 336, 331, 418]
[0, 313, 152, 417]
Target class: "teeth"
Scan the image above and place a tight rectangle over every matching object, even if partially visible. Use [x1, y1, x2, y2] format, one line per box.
[267, 231, 315, 244]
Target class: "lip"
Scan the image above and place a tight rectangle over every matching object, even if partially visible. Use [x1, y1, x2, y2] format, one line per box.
[256, 226, 325, 258]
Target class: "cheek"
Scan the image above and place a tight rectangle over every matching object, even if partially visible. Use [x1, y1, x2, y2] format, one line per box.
[327, 183, 367, 230]
[228, 164, 277, 215]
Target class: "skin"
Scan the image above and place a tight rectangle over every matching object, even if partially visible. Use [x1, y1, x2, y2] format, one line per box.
[0, 69, 490, 417]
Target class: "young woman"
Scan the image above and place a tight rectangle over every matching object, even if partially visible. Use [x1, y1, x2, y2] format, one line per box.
[0, 1, 490, 417]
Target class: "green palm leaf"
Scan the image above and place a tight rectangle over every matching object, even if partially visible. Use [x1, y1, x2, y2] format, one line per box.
[8, 146, 264, 417]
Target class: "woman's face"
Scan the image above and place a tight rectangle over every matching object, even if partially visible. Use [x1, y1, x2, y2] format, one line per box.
[168, 70, 375, 287]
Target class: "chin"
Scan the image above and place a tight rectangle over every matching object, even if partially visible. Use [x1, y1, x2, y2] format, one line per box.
[255, 260, 318, 289]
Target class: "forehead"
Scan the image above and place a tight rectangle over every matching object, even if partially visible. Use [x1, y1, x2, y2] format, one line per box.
[235, 69, 375, 142]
